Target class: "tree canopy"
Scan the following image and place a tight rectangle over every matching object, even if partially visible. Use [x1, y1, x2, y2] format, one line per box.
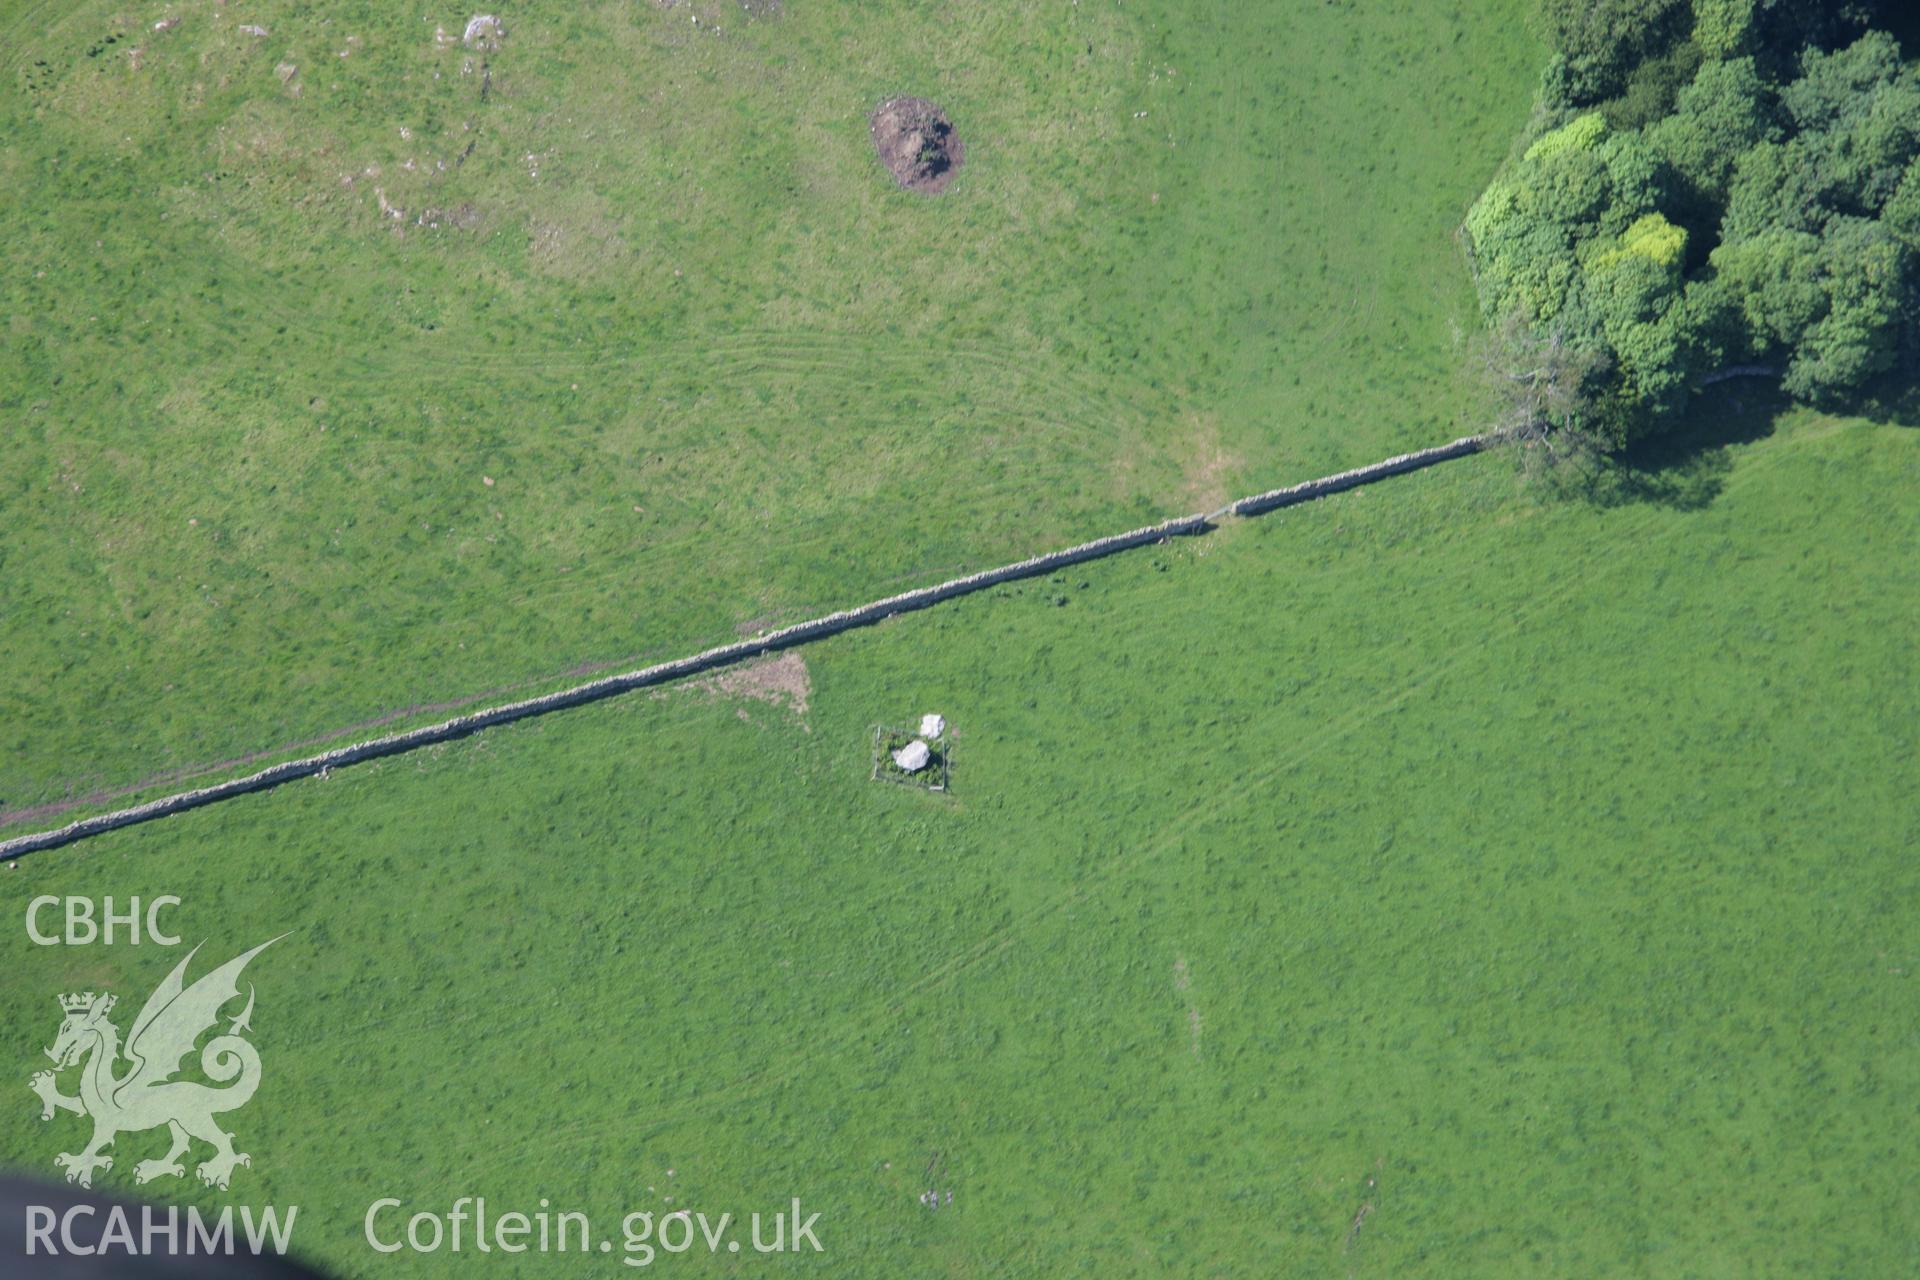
[1466, 0, 1917, 447]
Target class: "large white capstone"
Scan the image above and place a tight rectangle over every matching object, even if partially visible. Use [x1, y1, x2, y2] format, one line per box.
[893, 739, 932, 772]
[464, 14, 503, 46]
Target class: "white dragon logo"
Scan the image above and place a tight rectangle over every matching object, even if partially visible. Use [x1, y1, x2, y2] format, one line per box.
[28, 936, 283, 1191]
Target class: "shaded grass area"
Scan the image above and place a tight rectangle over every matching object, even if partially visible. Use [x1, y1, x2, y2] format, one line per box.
[4, 412, 1912, 1276]
[0, 0, 1537, 810]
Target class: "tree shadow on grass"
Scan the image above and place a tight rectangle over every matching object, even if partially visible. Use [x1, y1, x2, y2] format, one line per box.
[1566, 365, 1920, 510]
[1526, 361, 1918, 511]
[1566, 380, 1788, 511]
[1847, 369, 1920, 430]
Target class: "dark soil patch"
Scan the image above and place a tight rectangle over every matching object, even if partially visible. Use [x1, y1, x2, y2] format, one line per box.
[869, 97, 965, 194]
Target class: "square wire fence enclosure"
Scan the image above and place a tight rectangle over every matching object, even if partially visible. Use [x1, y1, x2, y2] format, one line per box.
[870, 725, 952, 793]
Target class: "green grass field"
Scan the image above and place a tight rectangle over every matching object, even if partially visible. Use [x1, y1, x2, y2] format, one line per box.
[7, 406, 1913, 1276]
[0, 0, 1537, 814]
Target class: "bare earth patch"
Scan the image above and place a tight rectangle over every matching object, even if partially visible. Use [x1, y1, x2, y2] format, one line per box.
[1176, 411, 1240, 513]
[692, 652, 811, 717]
[1106, 409, 1241, 515]
[870, 97, 965, 194]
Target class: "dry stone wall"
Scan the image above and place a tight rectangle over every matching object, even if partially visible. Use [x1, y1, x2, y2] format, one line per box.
[0, 434, 1485, 861]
